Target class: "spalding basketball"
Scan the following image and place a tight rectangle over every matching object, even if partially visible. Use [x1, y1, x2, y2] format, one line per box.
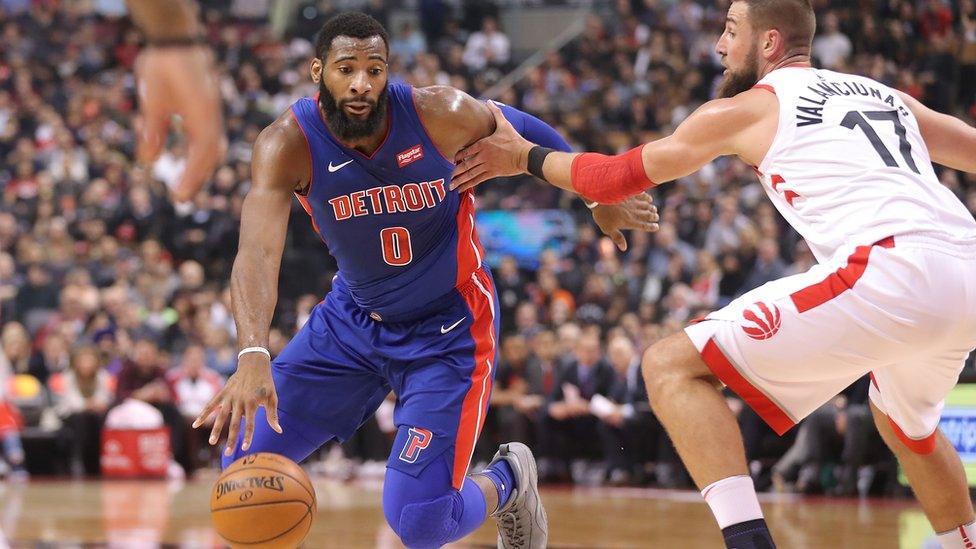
[210, 453, 317, 548]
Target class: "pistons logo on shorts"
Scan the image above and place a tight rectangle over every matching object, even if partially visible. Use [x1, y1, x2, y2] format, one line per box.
[741, 301, 782, 340]
[399, 427, 433, 463]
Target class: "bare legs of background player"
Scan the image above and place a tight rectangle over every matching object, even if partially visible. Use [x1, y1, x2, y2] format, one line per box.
[642, 332, 975, 549]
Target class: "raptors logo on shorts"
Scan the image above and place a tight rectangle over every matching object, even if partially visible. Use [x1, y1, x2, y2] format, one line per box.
[741, 302, 782, 341]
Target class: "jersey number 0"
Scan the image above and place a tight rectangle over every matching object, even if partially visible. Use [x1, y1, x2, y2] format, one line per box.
[381, 227, 413, 266]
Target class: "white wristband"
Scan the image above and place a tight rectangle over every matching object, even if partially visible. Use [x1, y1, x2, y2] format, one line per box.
[584, 200, 599, 209]
[238, 346, 271, 360]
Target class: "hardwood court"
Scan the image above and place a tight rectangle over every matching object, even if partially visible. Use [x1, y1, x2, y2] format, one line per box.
[0, 476, 937, 548]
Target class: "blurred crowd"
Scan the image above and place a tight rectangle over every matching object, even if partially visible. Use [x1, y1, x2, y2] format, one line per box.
[0, 0, 975, 497]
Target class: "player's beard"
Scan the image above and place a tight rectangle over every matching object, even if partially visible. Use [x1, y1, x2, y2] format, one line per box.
[318, 81, 389, 141]
[717, 45, 760, 98]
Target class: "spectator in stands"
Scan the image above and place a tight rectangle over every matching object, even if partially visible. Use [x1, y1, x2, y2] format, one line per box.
[203, 327, 237, 378]
[771, 400, 846, 495]
[495, 256, 529, 335]
[29, 332, 70, 386]
[0, 394, 26, 479]
[1, 322, 40, 381]
[813, 11, 852, 69]
[595, 336, 643, 485]
[0, 339, 26, 479]
[704, 197, 755, 257]
[167, 344, 221, 421]
[462, 15, 510, 72]
[487, 334, 547, 455]
[741, 238, 787, 293]
[114, 337, 192, 474]
[391, 20, 427, 66]
[167, 344, 222, 469]
[833, 403, 894, 497]
[54, 345, 112, 477]
[545, 332, 616, 482]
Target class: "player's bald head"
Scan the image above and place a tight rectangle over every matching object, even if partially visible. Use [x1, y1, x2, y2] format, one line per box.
[737, 0, 816, 53]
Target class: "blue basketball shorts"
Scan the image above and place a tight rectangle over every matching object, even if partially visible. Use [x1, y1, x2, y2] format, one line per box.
[225, 266, 499, 489]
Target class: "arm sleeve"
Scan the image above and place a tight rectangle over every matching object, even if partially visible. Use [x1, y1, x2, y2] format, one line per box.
[496, 102, 573, 152]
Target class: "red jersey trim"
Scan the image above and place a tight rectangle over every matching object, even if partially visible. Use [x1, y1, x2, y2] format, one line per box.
[790, 237, 894, 313]
[700, 338, 795, 435]
[452, 270, 497, 488]
[886, 415, 937, 455]
[454, 192, 484, 287]
[289, 106, 323, 238]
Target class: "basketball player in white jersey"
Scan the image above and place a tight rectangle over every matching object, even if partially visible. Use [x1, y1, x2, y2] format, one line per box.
[451, 1, 976, 547]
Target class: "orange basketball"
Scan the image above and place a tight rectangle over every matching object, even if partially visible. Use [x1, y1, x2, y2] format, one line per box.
[210, 453, 317, 548]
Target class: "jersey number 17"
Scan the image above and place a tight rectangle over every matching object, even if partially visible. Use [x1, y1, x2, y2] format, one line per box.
[841, 110, 921, 174]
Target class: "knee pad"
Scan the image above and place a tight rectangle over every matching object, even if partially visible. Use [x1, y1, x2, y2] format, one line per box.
[390, 492, 458, 549]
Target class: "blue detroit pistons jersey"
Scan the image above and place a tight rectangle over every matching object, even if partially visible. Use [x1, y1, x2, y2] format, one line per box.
[289, 83, 486, 321]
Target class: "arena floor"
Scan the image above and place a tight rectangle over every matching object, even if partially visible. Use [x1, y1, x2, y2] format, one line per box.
[0, 475, 942, 548]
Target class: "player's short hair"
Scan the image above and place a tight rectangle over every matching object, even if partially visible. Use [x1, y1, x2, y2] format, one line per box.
[741, 0, 816, 52]
[315, 12, 389, 59]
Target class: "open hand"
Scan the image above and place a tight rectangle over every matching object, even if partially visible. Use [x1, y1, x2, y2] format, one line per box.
[451, 101, 533, 193]
[591, 193, 660, 251]
[192, 353, 281, 456]
[135, 46, 226, 202]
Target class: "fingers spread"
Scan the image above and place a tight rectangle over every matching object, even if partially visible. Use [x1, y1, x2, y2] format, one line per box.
[209, 402, 228, 445]
[454, 143, 482, 164]
[266, 398, 283, 434]
[193, 391, 225, 428]
[452, 166, 488, 191]
[242, 400, 257, 452]
[225, 403, 243, 457]
[451, 156, 484, 190]
[454, 145, 477, 165]
[457, 171, 490, 193]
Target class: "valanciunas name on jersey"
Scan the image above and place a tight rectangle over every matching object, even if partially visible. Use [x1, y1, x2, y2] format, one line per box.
[796, 77, 910, 128]
[328, 178, 448, 221]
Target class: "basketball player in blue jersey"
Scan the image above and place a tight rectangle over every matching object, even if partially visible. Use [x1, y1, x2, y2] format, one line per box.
[191, 12, 658, 549]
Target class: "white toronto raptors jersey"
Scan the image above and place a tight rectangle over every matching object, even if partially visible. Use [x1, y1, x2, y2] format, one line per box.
[754, 67, 976, 262]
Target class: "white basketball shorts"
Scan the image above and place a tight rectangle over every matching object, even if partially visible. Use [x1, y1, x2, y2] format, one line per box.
[685, 234, 976, 454]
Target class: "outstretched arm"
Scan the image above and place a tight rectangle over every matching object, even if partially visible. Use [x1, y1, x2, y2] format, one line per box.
[192, 113, 310, 455]
[126, 0, 225, 203]
[898, 91, 976, 173]
[125, 0, 200, 41]
[452, 90, 775, 203]
[229, 121, 303, 364]
[415, 86, 661, 248]
[491, 102, 573, 153]
[414, 86, 571, 158]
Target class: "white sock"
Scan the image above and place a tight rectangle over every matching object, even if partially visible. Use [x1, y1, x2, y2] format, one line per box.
[700, 475, 764, 529]
[937, 521, 976, 549]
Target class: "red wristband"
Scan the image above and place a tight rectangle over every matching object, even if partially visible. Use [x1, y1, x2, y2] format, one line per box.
[570, 144, 655, 203]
